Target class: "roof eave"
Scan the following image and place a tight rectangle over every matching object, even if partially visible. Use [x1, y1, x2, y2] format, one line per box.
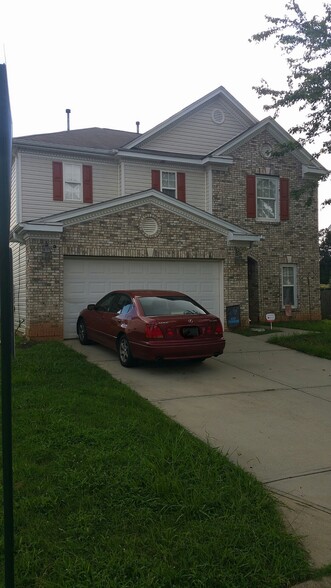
[116, 149, 233, 167]
[12, 139, 118, 159]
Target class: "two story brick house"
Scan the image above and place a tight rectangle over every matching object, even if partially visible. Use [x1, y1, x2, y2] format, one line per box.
[10, 86, 327, 340]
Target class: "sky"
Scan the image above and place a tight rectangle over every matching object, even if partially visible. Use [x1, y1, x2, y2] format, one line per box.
[1, 0, 331, 229]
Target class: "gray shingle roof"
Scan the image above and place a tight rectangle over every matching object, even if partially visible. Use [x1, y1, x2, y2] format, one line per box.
[14, 127, 140, 150]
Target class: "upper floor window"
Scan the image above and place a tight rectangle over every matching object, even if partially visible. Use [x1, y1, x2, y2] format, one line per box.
[52, 161, 93, 203]
[151, 169, 186, 202]
[64, 164, 82, 201]
[161, 171, 176, 198]
[256, 176, 278, 220]
[246, 175, 289, 222]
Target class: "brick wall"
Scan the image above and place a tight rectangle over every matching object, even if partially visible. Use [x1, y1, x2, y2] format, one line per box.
[213, 132, 321, 322]
[25, 234, 63, 340]
[25, 204, 243, 339]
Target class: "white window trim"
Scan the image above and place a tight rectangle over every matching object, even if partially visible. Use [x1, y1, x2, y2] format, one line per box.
[161, 170, 177, 199]
[63, 163, 83, 202]
[256, 175, 279, 222]
[281, 264, 298, 308]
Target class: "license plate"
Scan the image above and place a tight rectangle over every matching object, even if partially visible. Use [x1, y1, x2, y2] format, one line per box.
[181, 326, 199, 338]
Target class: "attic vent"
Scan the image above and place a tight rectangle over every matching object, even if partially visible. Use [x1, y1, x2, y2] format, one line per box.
[212, 108, 225, 125]
[140, 216, 159, 237]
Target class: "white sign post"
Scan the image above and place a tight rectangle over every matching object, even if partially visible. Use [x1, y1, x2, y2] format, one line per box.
[266, 313, 276, 330]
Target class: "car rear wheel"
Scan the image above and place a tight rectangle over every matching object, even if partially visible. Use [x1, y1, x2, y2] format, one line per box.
[118, 335, 134, 367]
[77, 319, 90, 345]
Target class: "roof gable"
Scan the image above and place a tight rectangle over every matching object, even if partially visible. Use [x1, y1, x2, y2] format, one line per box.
[11, 189, 261, 245]
[125, 86, 258, 153]
[211, 117, 328, 174]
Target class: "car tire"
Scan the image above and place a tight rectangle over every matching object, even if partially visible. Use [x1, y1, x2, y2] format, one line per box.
[118, 335, 135, 367]
[77, 319, 90, 345]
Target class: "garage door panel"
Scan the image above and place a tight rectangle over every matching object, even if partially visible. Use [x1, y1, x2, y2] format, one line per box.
[64, 258, 223, 338]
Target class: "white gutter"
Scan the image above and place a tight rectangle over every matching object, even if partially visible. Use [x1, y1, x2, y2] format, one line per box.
[13, 141, 118, 159]
[115, 149, 233, 167]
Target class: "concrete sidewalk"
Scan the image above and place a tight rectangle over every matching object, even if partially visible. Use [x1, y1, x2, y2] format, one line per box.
[65, 331, 331, 572]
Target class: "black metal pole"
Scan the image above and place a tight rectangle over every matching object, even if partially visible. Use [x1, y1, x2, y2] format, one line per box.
[0, 63, 15, 588]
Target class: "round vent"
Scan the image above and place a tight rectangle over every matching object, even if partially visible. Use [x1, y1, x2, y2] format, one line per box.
[212, 108, 225, 124]
[140, 216, 159, 236]
[260, 143, 272, 159]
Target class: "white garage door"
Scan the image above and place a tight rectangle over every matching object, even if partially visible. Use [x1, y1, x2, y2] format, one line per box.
[63, 257, 224, 338]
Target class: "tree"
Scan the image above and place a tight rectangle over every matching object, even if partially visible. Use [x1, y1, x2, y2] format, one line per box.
[250, 1, 331, 204]
[319, 227, 331, 283]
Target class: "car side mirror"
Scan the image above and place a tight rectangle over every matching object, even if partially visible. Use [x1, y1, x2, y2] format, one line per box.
[87, 304, 96, 311]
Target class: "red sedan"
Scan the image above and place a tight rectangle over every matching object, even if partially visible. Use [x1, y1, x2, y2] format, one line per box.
[77, 290, 225, 367]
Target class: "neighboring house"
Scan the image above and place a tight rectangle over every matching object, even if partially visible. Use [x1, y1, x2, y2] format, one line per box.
[10, 86, 327, 340]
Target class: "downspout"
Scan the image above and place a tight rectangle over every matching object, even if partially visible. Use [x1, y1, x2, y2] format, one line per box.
[206, 166, 213, 213]
[120, 160, 125, 196]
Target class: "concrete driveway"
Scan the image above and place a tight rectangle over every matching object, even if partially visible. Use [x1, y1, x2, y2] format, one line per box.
[66, 331, 331, 568]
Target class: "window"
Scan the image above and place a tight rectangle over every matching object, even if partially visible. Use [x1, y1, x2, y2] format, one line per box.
[246, 175, 289, 221]
[95, 293, 118, 312]
[52, 162, 93, 203]
[139, 295, 207, 316]
[151, 169, 186, 202]
[95, 293, 132, 313]
[64, 163, 82, 201]
[281, 265, 297, 308]
[161, 171, 176, 198]
[256, 176, 278, 220]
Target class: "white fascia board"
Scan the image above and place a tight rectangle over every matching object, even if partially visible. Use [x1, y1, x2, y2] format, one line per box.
[302, 164, 329, 177]
[228, 232, 262, 244]
[116, 149, 233, 167]
[16, 190, 260, 242]
[13, 140, 117, 159]
[10, 223, 63, 242]
[19, 223, 63, 233]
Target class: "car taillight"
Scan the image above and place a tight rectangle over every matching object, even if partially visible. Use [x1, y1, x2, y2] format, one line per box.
[145, 324, 164, 339]
[215, 321, 223, 335]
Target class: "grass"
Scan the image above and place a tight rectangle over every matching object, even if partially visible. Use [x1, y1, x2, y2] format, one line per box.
[230, 320, 331, 360]
[268, 320, 331, 360]
[0, 341, 317, 587]
[230, 326, 282, 336]
[271, 319, 331, 332]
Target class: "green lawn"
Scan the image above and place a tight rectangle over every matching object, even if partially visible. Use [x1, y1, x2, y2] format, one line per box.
[268, 320, 331, 360]
[0, 340, 325, 587]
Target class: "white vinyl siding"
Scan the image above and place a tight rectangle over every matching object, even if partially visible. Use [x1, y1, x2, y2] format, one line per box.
[124, 160, 207, 210]
[20, 153, 119, 221]
[63, 257, 224, 338]
[139, 96, 252, 155]
[11, 242, 27, 334]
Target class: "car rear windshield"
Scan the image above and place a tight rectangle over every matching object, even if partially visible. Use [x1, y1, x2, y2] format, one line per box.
[139, 296, 207, 316]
